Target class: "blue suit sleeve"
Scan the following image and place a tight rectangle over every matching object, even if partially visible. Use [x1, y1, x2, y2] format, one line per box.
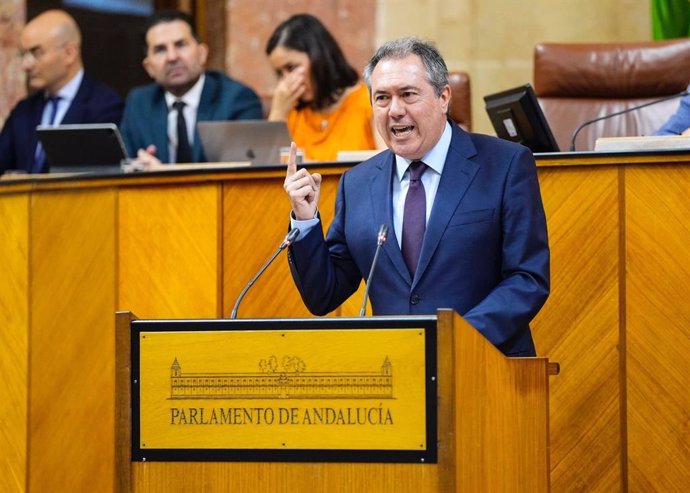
[92, 90, 124, 126]
[230, 85, 264, 120]
[119, 92, 137, 158]
[654, 95, 690, 135]
[462, 146, 550, 348]
[287, 173, 363, 315]
[0, 114, 15, 172]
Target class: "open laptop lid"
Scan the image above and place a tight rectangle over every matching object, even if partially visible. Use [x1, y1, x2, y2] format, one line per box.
[37, 123, 128, 173]
[197, 120, 291, 165]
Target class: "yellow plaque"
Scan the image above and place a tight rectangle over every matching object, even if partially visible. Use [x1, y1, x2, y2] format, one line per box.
[136, 327, 430, 456]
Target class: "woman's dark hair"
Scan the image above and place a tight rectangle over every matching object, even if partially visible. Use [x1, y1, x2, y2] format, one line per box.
[266, 14, 359, 111]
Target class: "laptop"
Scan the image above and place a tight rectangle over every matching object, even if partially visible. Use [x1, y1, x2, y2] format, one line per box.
[197, 120, 291, 165]
[37, 123, 128, 173]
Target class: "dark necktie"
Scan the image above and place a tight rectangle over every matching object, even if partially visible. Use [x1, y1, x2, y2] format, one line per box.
[33, 95, 61, 173]
[401, 160, 427, 277]
[173, 100, 192, 163]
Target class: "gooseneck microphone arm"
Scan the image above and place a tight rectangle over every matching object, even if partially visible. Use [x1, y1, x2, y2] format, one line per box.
[359, 224, 389, 317]
[568, 90, 690, 152]
[229, 228, 300, 319]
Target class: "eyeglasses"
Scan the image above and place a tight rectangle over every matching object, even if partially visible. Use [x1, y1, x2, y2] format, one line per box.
[19, 43, 67, 63]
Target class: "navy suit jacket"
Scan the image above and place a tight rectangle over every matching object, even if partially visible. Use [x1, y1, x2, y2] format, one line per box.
[119, 71, 263, 163]
[288, 125, 550, 356]
[0, 74, 124, 174]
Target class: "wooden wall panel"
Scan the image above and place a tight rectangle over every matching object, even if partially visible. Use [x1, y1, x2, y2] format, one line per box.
[532, 166, 623, 493]
[222, 173, 355, 319]
[222, 176, 318, 319]
[625, 165, 690, 493]
[28, 188, 116, 493]
[4, 154, 690, 493]
[119, 184, 221, 319]
[0, 193, 29, 493]
[132, 462, 443, 493]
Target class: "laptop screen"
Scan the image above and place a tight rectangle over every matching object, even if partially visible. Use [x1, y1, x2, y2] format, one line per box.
[37, 123, 128, 172]
[197, 120, 291, 165]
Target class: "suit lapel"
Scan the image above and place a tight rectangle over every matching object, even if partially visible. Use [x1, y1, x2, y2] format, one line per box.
[61, 77, 88, 124]
[26, 94, 46, 171]
[414, 127, 479, 285]
[194, 74, 215, 161]
[151, 91, 170, 163]
[368, 151, 412, 283]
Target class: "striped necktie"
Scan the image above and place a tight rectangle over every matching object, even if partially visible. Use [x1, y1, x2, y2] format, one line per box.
[33, 95, 61, 173]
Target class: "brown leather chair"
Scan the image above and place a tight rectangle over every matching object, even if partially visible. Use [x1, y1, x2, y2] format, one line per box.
[448, 70, 472, 132]
[533, 40, 690, 151]
[260, 70, 473, 132]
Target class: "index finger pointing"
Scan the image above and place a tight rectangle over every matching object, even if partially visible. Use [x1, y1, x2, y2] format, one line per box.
[285, 141, 299, 177]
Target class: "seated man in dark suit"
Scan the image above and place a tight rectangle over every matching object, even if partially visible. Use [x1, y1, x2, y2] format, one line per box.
[0, 9, 124, 175]
[284, 38, 550, 357]
[120, 10, 263, 166]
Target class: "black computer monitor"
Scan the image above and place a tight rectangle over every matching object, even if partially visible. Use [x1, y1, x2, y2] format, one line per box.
[483, 83, 559, 153]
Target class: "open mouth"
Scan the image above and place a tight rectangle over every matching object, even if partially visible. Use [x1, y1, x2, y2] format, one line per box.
[391, 125, 414, 137]
[166, 65, 187, 77]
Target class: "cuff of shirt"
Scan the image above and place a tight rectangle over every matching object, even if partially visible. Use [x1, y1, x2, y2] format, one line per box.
[290, 212, 320, 240]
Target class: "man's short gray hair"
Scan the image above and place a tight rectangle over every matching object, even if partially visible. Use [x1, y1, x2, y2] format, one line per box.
[363, 37, 449, 96]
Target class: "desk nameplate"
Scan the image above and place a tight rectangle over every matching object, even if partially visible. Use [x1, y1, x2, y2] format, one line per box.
[131, 317, 437, 463]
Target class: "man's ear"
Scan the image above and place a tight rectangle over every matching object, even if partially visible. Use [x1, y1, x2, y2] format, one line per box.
[142, 56, 155, 79]
[63, 42, 79, 66]
[439, 84, 451, 114]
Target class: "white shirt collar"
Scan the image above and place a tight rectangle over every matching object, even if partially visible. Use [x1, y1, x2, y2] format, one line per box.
[164, 73, 205, 111]
[395, 121, 452, 181]
[50, 68, 84, 103]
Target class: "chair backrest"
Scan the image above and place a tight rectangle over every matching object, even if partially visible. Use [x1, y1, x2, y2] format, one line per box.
[448, 70, 472, 132]
[534, 40, 690, 151]
[260, 70, 473, 133]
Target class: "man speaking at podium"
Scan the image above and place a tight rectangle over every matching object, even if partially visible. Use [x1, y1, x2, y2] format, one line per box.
[283, 38, 550, 357]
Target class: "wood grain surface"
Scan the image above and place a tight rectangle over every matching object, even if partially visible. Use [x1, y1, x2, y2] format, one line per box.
[117, 310, 551, 493]
[29, 189, 117, 492]
[2, 153, 689, 492]
[0, 193, 29, 493]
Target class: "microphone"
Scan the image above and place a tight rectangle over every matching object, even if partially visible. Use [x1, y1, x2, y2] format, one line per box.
[569, 90, 689, 151]
[359, 224, 389, 317]
[229, 228, 300, 319]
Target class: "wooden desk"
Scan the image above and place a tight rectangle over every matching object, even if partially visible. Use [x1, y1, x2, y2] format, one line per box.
[1, 153, 688, 492]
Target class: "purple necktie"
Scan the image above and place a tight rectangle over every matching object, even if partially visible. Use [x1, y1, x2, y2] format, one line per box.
[402, 160, 427, 276]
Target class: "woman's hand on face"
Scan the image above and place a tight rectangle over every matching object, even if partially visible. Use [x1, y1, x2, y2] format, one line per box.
[269, 67, 308, 120]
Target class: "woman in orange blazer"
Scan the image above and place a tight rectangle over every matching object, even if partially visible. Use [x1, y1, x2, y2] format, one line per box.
[265, 14, 378, 162]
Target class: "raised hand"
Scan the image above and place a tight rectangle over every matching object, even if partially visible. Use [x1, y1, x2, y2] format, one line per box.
[283, 141, 321, 220]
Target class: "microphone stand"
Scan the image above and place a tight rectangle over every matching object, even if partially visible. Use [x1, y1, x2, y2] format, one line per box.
[229, 228, 300, 319]
[569, 90, 689, 151]
[359, 224, 389, 317]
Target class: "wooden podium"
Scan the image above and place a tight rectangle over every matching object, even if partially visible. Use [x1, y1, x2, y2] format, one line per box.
[115, 310, 557, 493]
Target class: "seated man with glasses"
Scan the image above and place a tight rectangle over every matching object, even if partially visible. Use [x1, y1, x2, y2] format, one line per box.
[0, 9, 124, 175]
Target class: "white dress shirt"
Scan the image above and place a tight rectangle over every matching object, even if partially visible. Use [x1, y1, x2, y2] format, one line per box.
[40, 69, 84, 126]
[291, 121, 453, 246]
[164, 73, 205, 162]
